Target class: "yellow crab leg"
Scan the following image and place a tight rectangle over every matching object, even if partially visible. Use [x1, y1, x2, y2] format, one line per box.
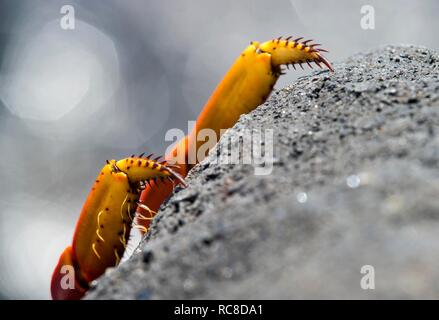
[51, 155, 185, 300]
[136, 36, 333, 228]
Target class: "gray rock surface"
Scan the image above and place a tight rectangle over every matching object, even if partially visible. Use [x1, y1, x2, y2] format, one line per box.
[86, 45, 439, 299]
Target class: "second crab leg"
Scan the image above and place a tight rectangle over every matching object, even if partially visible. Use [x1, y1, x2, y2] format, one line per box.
[136, 36, 333, 232]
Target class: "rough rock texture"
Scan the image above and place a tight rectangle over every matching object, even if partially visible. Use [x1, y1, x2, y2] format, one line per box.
[86, 45, 439, 299]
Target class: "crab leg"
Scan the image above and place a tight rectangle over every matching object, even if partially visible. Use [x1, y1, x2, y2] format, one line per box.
[51, 156, 184, 300]
[135, 36, 333, 231]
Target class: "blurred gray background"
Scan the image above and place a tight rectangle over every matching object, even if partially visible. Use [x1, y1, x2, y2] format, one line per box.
[0, 0, 438, 299]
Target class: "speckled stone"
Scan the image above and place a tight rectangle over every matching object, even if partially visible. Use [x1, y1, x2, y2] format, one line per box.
[86, 45, 439, 299]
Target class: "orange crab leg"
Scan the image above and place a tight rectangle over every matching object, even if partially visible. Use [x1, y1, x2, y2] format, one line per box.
[51, 156, 184, 300]
[136, 37, 333, 231]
